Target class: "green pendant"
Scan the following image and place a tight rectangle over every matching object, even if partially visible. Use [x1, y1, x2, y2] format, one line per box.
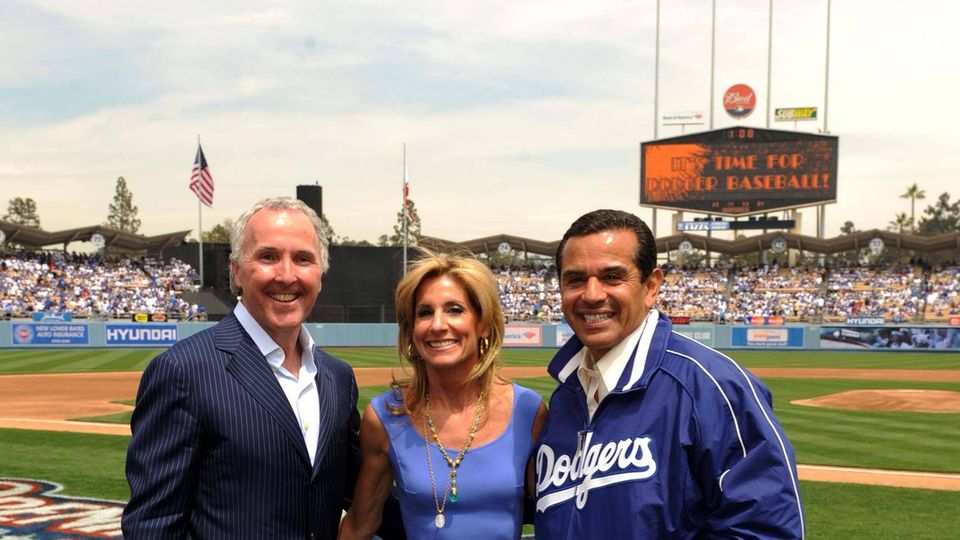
[449, 492, 458, 503]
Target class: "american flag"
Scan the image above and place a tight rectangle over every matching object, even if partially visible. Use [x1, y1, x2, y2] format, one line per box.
[189, 144, 214, 207]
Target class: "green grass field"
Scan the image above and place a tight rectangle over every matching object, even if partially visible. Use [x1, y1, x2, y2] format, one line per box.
[3, 347, 960, 375]
[1, 347, 959, 538]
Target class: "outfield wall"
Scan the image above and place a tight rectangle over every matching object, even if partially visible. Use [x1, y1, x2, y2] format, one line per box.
[2, 321, 959, 351]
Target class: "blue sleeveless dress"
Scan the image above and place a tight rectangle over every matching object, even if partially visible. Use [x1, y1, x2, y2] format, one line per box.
[370, 383, 542, 539]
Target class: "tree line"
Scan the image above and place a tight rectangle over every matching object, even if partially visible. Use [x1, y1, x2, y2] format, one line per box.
[4, 176, 141, 233]
[4, 180, 957, 251]
[3, 178, 423, 248]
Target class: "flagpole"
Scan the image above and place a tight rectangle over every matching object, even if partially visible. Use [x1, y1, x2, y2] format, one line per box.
[402, 143, 408, 276]
[197, 135, 204, 288]
[198, 198, 204, 287]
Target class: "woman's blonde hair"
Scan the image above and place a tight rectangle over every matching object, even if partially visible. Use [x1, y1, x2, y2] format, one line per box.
[392, 248, 505, 415]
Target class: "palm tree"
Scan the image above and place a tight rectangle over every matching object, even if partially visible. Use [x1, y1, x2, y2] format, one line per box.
[900, 183, 926, 232]
[888, 212, 911, 233]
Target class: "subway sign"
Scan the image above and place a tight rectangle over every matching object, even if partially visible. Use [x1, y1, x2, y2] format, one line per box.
[640, 127, 839, 216]
[775, 107, 818, 121]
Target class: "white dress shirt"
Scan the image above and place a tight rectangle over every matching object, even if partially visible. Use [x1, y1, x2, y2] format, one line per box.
[234, 301, 321, 465]
[576, 314, 651, 420]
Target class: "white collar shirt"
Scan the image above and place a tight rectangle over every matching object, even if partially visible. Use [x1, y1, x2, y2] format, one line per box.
[234, 301, 321, 465]
[576, 315, 651, 421]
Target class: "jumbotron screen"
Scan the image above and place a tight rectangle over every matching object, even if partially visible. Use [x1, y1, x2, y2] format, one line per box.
[640, 127, 838, 216]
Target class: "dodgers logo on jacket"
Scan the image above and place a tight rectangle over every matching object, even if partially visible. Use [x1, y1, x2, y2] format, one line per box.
[535, 432, 658, 512]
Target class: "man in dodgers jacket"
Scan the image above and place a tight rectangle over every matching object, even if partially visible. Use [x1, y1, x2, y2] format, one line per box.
[534, 209, 804, 539]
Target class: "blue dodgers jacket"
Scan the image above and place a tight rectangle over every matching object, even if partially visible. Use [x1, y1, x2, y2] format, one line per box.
[534, 311, 805, 539]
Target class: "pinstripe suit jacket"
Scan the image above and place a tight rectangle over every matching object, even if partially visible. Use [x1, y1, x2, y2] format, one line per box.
[122, 314, 360, 539]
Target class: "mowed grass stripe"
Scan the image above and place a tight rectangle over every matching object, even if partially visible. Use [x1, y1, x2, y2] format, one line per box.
[0, 428, 131, 501]
[783, 416, 960, 447]
[727, 350, 960, 370]
[800, 481, 960, 540]
[788, 425, 959, 472]
[781, 414, 960, 448]
[781, 405, 960, 434]
[0, 349, 161, 374]
[325, 348, 402, 367]
[0, 349, 98, 371]
[762, 378, 960, 472]
[4, 347, 960, 373]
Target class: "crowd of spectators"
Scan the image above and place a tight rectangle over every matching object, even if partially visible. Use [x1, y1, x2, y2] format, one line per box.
[492, 261, 959, 324]
[492, 266, 563, 322]
[2, 250, 958, 325]
[821, 266, 926, 323]
[658, 265, 729, 322]
[0, 251, 203, 320]
[727, 265, 824, 322]
[924, 265, 960, 321]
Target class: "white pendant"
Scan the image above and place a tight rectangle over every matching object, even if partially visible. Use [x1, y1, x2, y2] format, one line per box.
[435, 513, 446, 528]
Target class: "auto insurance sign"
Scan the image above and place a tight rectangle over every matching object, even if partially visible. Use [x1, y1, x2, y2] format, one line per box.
[12, 323, 89, 346]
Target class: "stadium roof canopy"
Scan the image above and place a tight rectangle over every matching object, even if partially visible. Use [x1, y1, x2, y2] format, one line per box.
[422, 229, 960, 258]
[421, 234, 559, 257]
[0, 220, 191, 254]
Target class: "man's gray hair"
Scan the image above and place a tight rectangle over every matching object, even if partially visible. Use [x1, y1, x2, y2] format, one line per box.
[228, 197, 330, 294]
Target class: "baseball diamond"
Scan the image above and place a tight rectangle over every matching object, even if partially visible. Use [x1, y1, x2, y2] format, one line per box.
[1, 348, 960, 539]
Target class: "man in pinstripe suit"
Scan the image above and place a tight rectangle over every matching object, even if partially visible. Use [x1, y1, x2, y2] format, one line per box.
[123, 197, 380, 539]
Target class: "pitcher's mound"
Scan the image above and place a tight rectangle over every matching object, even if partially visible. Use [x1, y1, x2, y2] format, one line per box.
[792, 390, 960, 413]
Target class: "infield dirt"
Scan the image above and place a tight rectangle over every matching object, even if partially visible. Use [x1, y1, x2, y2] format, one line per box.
[2, 367, 959, 491]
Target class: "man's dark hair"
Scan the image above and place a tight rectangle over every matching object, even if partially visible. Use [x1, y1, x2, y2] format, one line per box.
[556, 209, 657, 280]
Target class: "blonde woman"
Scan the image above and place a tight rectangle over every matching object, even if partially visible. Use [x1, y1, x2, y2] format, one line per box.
[340, 250, 548, 539]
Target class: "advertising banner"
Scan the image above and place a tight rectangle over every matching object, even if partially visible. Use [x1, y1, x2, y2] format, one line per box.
[555, 323, 575, 347]
[731, 327, 804, 348]
[11, 323, 89, 346]
[105, 324, 179, 346]
[774, 107, 818, 121]
[745, 315, 784, 326]
[640, 127, 838, 216]
[677, 220, 731, 232]
[845, 317, 886, 326]
[820, 326, 960, 350]
[662, 111, 705, 125]
[673, 329, 715, 348]
[504, 325, 543, 347]
[32, 312, 73, 322]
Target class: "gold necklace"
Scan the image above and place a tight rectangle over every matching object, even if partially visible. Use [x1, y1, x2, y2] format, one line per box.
[423, 391, 485, 529]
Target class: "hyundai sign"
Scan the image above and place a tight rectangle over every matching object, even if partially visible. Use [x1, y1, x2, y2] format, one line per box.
[105, 324, 178, 346]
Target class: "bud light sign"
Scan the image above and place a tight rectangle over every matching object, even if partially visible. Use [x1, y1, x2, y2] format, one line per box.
[723, 83, 756, 119]
[105, 324, 178, 346]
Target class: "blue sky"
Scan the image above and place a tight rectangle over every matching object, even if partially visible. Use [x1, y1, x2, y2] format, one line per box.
[1, 0, 958, 244]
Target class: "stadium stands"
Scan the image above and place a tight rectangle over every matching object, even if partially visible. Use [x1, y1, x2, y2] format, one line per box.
[494, 262, 960, 324]
[0, 252, 203, 320]
[2, 250, 957, 325]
